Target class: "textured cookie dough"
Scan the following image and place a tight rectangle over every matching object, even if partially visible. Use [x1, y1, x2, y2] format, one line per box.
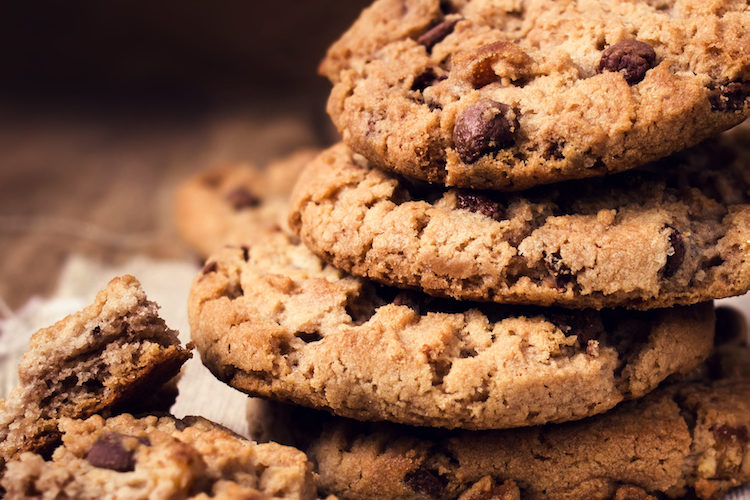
[289, 133, 750, 309]
[175, 149, 317, 257]
[189, 230, 713, 430]
[250, 361, 750, 500]
[322, 0, 750, 190]
[2, 413, 316, 500]
[0, 276, 191, 470]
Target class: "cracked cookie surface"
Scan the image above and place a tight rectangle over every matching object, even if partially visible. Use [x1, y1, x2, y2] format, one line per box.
[175, 149, 317, 257]
[289, 130, 750, 309]
[0, 276, 191, 471]
[249, 343, 750, 500]
[322, 0, 750, 190]
[1, 413, 316, 500]
[189, 231, 713, 430]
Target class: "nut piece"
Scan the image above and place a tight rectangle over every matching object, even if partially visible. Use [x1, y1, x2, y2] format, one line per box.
[453, 100, 517, 164]
[598, 40, 656, 85]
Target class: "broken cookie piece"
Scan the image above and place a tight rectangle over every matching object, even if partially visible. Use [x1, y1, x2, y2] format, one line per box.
[0, 275, 191, 470]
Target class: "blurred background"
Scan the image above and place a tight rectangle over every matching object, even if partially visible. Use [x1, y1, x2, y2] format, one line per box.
[0, 1, 370, 308]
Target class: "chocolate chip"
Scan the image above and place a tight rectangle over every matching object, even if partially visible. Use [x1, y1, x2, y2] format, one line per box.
[599, 40, 656, 85]
[709, 81, 750, 112]
[404, 468, 445, 499]
[455, 190, 504, 221]
[412, 68, 445, 92]
[92, 326, 101, 335]
[662, 227, 685, 278]
[241, 245, 250, 262]
[712, 424, 749, 444]
[225, 187, 261, 210]
[417, 18, 458, 50]
[453, 100, 517, 164]
[86, 433, 138, 472]
[296, 331, 323, 343]
[201, 261, 218, 275]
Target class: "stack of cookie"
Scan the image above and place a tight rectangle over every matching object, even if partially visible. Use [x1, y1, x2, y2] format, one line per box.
[186, 1, 750, 498]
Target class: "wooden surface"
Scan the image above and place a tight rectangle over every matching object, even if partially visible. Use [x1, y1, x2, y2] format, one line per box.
[0, 102, 332, 310]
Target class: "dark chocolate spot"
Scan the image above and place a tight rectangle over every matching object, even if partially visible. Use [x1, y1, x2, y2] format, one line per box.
[225, 187, 261, 210]
[86, 433, 139, 472]
[404, 468, 445, 499]
[709, 81, 750, 112]
[201, 261, 218, 275]
[543, 139, 565, 160]
[712, 424, 749, 444]
[549, 311, 605, 347]
[662, 227, 685, 278]
[92, 326, 101, 335]
[417, 18, 459, 51]
[241, 245, 250, 262]
[455, 190, 504, 221]
[412, 68, 445, 92]
[296, 331, 323, 343]
[544, 252, 574, 288]
[599, 40, 656, 85]
[453, 100, 517, 164]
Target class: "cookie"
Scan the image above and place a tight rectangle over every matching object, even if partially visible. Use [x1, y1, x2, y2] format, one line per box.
[321, 0, 750, 190]
[1, 413, 316, 499]
[248, 351, 750, 500]
[175, 149, 317, 257]
[0, 276, 192, 469]
[189, 230, 713, 430]
[289, 131, 750, 310]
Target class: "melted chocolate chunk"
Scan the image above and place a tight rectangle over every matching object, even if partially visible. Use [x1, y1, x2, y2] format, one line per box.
[709, 81, 750, 112]
[404, 468, 445, 499]
[417, 18, 459, 50]
[86, 433, 142, 472]
[201, 261, 218, 275]
[712, 424, 749, 444]
[453, 100, 517, 164]
[662, 227, 685, 278]
[455, 190, 504, 221]
[225, 187, 261, 210]
[599, 40, 656, 85]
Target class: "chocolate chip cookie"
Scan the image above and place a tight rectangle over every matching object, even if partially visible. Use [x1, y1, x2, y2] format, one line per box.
[189, 230, 713, 430]
[248, 351, 750, 500]
[322, 0, 749, 190]
[289, 130, 750, 309]
[175, 149, 317, 257]
[0, 276, 191, 470]
[2, 413, 316, 499]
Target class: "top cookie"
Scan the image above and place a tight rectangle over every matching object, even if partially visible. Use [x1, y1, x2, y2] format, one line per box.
[175, 149, 317, 257]
[322, 0, 750, 190]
